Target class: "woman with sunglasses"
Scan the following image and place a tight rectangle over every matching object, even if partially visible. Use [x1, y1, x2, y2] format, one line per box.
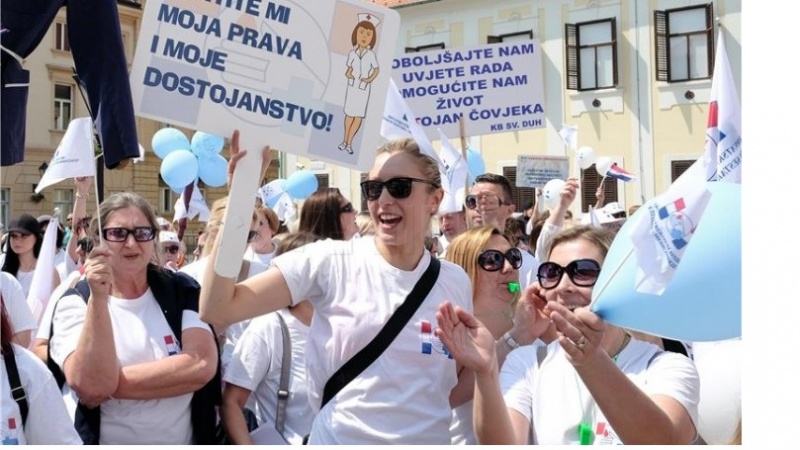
[298, 187, 359, 241]
[443, 226, 553, 444]
[436, 225, 699, 445]
[201, 134, 472, 444]
[49, 192, 219, 444]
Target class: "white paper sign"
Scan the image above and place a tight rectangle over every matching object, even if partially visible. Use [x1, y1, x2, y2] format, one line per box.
[391, 40, 545, 139]
[516, 155, 569, 188]
[130, 0, 400, 171]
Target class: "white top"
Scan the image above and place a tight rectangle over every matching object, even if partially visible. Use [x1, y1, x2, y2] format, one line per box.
[518, 250, 540, 291]
[34, 270, 83, 341]
[49, 288, 213, 445]
[244, 246, 275, 266]
[501, 339, 700, 445]
[15, 270, 34, 300]
[223, 309, 314, 444]
[0, 272, 37, 334]
[1, 344, 82, 445]
[271, 236, 473, 444]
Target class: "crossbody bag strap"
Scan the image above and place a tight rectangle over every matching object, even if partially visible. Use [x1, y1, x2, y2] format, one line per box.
[275, 312, 291, 436]
[320, 258, 441, 410]
[3, 350, 28, 427]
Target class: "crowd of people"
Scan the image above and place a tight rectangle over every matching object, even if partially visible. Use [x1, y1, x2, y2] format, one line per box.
[0, 134, 735, 445]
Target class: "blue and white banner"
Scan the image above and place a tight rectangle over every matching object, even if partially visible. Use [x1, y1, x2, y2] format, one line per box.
[704, 30, 741, 183]
[130, 0, 400, 171]
[391, 40, 546, 139]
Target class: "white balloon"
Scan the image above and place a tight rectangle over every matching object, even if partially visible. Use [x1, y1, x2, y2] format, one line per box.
[692, 339, 741, 444]
[595, 157, 615, 177]
[576, 146, 596, 170]
[542, 179, 566, 210]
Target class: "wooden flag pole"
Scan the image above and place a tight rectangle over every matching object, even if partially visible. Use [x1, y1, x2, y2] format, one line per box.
[459, 116, 469, 198]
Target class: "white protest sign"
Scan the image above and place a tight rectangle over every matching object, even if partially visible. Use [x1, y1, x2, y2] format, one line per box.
[516, 155, 569, 189]
[130, 0, 400, 172]
[391, 40, 545, 139]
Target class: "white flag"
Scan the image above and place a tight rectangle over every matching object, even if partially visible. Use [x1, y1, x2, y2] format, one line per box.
[133, 143, 146, 164]
[437, 129, 469, 213]
[705, 30, 741, 183]
[258, 179, 287, 207]
[35, 117, 96, 193]
[273, 192, 296, 224]
[558, 124, 578, 150]
[588, 205, 601, 227]
[27, 214, 59, 324]
[173, 184, 210, 222]
[381, 79, 443, 167]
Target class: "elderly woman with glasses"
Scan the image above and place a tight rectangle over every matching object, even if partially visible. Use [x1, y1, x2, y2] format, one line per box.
[201, 134, 472, 444]
[49, 192, 219, 444]
[436, 225, 700, 445]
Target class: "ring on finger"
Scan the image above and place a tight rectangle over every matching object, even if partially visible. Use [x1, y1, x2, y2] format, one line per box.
[574, 335, 587, 349]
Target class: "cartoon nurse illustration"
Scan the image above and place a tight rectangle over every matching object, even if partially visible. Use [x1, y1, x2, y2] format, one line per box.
[339, 13, 381, 155]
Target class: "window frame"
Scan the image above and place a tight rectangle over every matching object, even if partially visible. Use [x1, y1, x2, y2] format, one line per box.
[580, 165, 620, 213]
[1, 188, 10, 228]
[502, 166, 536, 212]
[54, 21, 71, 52]
[53, 83, 74, 131]
[405, 43, 446, 53]
[54, 189, 75, 218]
[671, 159, 695, 182]
[487, 30, 534, 44]
[654, 4, 714, 82]
[565, 18, 618, 91]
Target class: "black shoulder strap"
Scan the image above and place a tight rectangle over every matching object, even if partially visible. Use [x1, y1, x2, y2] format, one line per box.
[320, 257, 440, 410]
[275, 312, 291, 436]
[48, 280, 91, 390]
[4, 349, 28, 427]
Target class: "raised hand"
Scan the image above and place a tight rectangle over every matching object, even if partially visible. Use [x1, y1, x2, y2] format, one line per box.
[435, 301, 497, 376]
[510, 282, 554, 345]
[84, 246, 114, 298]
[545, 301, 606, 366]
[558, 178, 580, 210]
[226, 129, 273, 188]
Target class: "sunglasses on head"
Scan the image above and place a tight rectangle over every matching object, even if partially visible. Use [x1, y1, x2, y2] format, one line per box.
[360, 177, 439, 201]
[247, 230, 258, 243]
[340, 202, 355, 214]
[465, 194, 505, 210]
[477, 248, 523, 272]
[102, 227, 156, 242]
[537, 259, 601, 289]
[162, 245, 180, 255]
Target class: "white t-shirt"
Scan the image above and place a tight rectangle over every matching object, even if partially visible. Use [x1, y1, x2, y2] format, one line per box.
[49, 288, 213, 445]
[244, 246, 275, 266]
[223, 309, 314, 444]
[0, 272, 37, 334]
[272, 236, 473, 444]
[501, 339, 700, 445]
[35, 270, 83, 342]
[1, 344, 82, 445]
[15, 270, 34, 300]
[180, 257, 269, 374]
[518, 250, 540, 291]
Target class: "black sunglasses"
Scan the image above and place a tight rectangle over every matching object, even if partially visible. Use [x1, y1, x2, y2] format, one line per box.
[477, 248, 523, 272]
[537, 259, 601, 289]
[102, 227, 157, 242]
[162, 245, 180, 255]
[465, 194, 505, 210]
[360, 177, 439, 201]
[247, 230, 258, 243]
[340, 202, 355, 214]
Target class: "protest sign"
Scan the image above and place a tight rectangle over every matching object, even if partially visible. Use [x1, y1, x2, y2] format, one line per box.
[130, 0, 399, 171]
[516, 155, 569, 189]
[391, 40, 545, 139]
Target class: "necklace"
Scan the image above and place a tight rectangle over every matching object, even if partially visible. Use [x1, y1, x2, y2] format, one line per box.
[610, 332, 632, 362]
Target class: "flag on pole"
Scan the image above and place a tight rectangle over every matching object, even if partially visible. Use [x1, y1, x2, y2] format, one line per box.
[437, 128, 469, 213]
[27, 213, 60, 324]
[35, 117, 96, 193]
[173, 183, 210, 223]
[704, 30, 742, 183]
[381, 78, 443, 167]
[272, 192, 296, 224]
[558, 124, 578, 150]
[605, 162, 637, 182]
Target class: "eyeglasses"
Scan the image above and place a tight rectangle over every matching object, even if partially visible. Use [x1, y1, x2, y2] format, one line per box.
[477, 248, 523, 272]
[247, 230, 258, 243]
[102, 227, 157, 242]
[360, 177, 439, 201]
[537, 259, 601, 289]
[465, 194, 505, 210]
[340, 202, 355, 214]
[162, 245, 180, 254]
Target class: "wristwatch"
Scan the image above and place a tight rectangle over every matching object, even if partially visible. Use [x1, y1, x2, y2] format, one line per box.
[502, 331, 520, 350]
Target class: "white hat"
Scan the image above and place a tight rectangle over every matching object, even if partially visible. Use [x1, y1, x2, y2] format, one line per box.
[599, 202, 624, 215]
[357, 12, 381, 27]
[159, 231, 180, 245]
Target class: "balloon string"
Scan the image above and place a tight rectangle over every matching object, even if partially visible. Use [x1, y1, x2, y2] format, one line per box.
[590, 246, 635, 309]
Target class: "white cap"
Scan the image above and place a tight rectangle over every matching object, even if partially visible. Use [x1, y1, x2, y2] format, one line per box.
[159, 231, 180, 245]
[357, 12, 381, 27]
[600, 202, 624, 215]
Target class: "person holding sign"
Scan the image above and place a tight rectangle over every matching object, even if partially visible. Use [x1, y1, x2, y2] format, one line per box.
[339, 14, 381, 156]
[435, 226, 700, 445]
[201, 135, 472, 444]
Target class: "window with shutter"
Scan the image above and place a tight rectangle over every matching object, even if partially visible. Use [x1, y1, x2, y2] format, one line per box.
[653, 4, 714, 82]
[580, 165, 619, 212]
[564, 18, 617, 91]
[487, 30, 533, 44]
[315, 174, 330, 192]
[502, 167, 535, 210]
[671, 160, 695, 182]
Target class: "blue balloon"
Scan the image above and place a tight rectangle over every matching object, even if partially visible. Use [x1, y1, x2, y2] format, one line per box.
[285, 170, 318, 200]
[466, 147, 485, 178]
[160, 149, 199, 192]
[590, 182, 741, 342]
[199, 154, 228, 187]
[191, 131, 225, 160]
[152, 128, 191, 159]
